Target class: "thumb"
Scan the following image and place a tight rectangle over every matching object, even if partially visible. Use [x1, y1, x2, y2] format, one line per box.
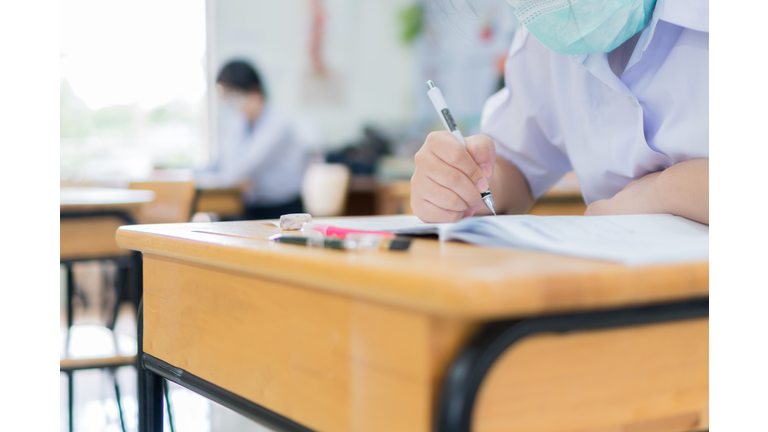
[465, 135, 496, 180]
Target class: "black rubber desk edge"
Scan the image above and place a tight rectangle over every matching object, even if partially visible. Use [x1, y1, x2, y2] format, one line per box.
[434, 298, 709, 432]
[142, 354, 316, 432]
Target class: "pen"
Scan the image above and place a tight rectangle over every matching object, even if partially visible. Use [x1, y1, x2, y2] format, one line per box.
[426, 80, 496, 215]
[269, 233, 411, 251]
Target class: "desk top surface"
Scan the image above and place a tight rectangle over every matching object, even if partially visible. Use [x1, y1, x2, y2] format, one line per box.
[60, 187, 155, 212]
[117, 219, 708, 319]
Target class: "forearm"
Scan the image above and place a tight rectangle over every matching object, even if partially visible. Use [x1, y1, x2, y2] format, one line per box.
[655, 158, 709, 225]
[478, 156, 534, 215]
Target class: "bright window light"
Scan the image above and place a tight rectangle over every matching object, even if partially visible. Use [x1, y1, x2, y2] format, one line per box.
[60, 0, 208, 182]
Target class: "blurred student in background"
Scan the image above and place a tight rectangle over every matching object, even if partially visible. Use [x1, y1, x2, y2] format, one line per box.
[197, 60, 306, 220]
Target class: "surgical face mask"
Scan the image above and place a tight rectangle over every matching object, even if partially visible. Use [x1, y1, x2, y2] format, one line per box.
[221, 93, 248, 111]
[507, 0, 656, 55]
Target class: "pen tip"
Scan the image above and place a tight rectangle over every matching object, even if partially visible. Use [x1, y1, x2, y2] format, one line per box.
[482, 192, 497, 216]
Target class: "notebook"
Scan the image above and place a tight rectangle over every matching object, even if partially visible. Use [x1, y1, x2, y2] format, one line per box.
[317, 214, 709, 266]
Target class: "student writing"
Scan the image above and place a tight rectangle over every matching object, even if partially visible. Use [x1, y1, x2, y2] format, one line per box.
[410, 0, 709, 225]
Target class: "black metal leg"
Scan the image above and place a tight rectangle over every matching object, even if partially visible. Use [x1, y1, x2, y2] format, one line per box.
[102, 261, 111, 321]
[434, 299, 709, 432]
[138, 298, 164, 432]
[111, 368, 127, 432]
[109, 265, 128, 331]
[163, 380, 176, 432]
[66, 263, 75, 356]
[130, 252, 143, 317]
[67, 370, 74, 432]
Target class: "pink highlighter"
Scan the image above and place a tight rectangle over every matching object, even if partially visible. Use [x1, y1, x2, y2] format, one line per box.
[300, 223, 395, 239]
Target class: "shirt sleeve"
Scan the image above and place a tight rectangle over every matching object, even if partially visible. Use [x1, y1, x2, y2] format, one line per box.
[200, 109, 292, 189]
[225, 117, 290, 182]
[481, 26, 573, 199]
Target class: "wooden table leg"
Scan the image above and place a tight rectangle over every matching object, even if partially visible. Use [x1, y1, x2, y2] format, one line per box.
[138, 299, 164, 432]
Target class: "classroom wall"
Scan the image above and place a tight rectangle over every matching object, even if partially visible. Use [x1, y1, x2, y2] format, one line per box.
[208, 0, 419, 151]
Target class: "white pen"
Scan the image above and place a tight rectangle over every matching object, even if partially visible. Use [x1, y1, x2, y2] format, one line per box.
[426, 80, 496, 215]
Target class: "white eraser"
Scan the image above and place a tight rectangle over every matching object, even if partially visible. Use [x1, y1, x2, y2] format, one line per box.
[279, 213, 312, 230]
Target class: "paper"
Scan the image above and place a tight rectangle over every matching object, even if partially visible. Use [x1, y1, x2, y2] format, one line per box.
[317, 214, 709, 266]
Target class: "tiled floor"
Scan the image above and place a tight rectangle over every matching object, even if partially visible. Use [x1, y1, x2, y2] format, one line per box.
[60, 262, 272, 432]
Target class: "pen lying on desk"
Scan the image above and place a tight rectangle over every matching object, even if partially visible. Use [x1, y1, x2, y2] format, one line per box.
[269, 233, 411, 251]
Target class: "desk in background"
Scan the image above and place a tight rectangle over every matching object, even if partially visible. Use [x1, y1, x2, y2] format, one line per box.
[346, 176, 413, 216]
[118, 220, 708, 432]
[60, 187, 153, 261]
[147, 169, 244, 221]
[60, 187, 155, 432]
[351, 172, 587, 217]
[60, 186, 154, 335]
[528, 171, 587, 216]
[191, 187, 245, 220]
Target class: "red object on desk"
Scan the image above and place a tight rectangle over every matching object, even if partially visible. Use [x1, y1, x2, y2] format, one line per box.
[302, 223, 395, 239]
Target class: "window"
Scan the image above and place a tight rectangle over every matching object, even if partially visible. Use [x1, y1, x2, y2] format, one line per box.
[60, 0, 208, 182]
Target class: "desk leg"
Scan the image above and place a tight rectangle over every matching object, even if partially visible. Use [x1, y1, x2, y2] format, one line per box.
[65, 263, 75, 356]
[131, 252, 144, 315]
[67, 370, 74, 432]
[434, 299, 709, 432]
[138, 298, 164, 432]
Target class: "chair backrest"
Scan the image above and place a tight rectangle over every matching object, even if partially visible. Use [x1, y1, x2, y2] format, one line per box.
[128, 180, 195, 224]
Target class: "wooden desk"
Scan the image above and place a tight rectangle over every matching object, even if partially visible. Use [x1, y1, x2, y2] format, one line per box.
[117, 220, 708, 432]
[529, 172, 588, 216]
[60, 188, 155, 260]
[60, 186, 155, 323]
[61, 187, 154, 432]
[192, 187, 244, 220]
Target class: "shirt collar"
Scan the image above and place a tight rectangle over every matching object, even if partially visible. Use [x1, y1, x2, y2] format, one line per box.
[570, 0, 709, 67]
[653, 0, 709, 33]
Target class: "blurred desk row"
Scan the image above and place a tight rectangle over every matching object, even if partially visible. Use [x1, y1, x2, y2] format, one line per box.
[345, 171, 587, 217]
[62, 169, 587, 223]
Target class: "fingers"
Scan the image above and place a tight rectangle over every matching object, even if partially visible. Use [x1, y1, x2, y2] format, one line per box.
[410, 169, 484, 222]
[418, 175, 472, 212]
[465, 134, 496, 180]
[411, 131, 496, 223]
[423, 131, 489, 194]
[411, 194, 483, 223]
[422, 156, 484, 209]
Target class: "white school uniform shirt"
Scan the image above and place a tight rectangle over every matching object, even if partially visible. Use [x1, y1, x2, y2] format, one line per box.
[199, 104, 306, 206]
[481, 0, 709, 205]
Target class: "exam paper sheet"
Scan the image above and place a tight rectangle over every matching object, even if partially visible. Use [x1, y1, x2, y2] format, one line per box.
[318, 214, 708, 266]
[448, 214, 709, 266]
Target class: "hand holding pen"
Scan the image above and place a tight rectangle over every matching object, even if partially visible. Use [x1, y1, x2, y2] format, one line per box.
[410, 80, 497, 223]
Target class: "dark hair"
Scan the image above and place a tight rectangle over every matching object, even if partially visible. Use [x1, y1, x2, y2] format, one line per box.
[216, 60, 264, 95]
